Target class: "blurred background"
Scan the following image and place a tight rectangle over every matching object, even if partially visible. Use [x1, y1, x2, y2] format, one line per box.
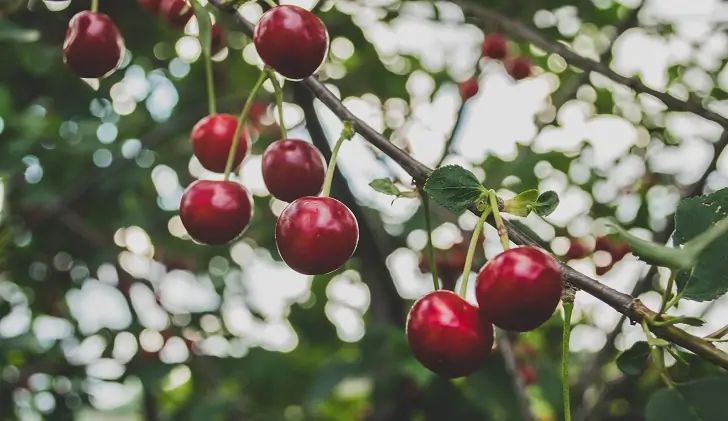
[1, 0, 728, 420]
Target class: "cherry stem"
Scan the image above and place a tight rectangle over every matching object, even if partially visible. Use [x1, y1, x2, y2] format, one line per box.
[261, 0, 278, 8]
[223, 71, 268, 181]
[489, 190, 509, 250]
[561, 300, 574, 421]
[321, 122, 354, 197]
[90, 0, 99, 13]
[204, 48, 217, 116]
[421, 193, 439, 291]
[658, 270, 677, 317]
[641, 319, 676, 389]
[268, 70, 287, 139]
[458, 208, 489, 299]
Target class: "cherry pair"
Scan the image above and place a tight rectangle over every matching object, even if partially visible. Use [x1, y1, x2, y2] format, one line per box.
[407, 246, 562, 378]
[481, 33, 532, 81]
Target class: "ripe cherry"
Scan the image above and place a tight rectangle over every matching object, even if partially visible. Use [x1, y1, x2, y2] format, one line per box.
[191, 114, 250, 173]
[275, 196, 358, 275]
[506, 57, 532, 80]
[138, 0, 194, 27]
[458, 78, 479, 100]
[261, 139, 326, 203]
[481, 33, 508, 59]
[564, 238, 591, 260]
[406, 290, 494, 378]
[253, 5, 329, 80]
[475, 246, 562, 332]
[63, 11, 125, 79]
[179, 180, 253, 245]
[211, 24, 226, 54]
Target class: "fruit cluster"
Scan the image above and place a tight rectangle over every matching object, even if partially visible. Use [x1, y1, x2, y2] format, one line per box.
[457, 33, 533, 101]
[561, 235, 631, 275]
[407, 246, 562, 378]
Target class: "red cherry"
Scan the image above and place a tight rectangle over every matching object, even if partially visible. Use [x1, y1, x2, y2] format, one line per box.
[63, 11, 125, 79]
[138, 0, 160, 13]
[595, 263, 614, 276]
[159, 0, 194, 27]
[406, 290, 494, 378]
[475, 247, 562, 332]
[261, 139, 326, 203]
[191, 114, 250, 173]
[211, 24, 226, 54]
[253, 5, 329, 80]
[506, 57, 532, 80]
[564, 239, 591, 260]
[275, 196, 358, 275]
[179, 180, 253, 245]
[458, 78, 480, 100]
[518, 365, 538, 385]
[481, 33, 508, 59]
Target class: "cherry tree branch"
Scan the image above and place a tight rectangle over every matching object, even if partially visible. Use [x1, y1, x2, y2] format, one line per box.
[450, 0, 728, 129]
[208, 0, 728, 370]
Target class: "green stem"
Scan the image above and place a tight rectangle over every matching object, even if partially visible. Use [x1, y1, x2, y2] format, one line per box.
[562, 301, 574, 421]
[458, 209, 489, 298]
[269, 71, 287, 139]
[321, 122, 354, 197]
[223, 71, 268, 181]
[421, 193, 439, 291]
[489, 190, 509, 250]
[90, 0, 99, 12]
[658, 271, 677, 316]
[204, 50, 217, 116]
[261, 0, 278, 8]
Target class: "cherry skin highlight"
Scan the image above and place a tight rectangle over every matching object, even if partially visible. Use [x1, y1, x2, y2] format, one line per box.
[179, 180, 253, 246]
[191, 114, 250, 173]
[406, 290, 494, 378]
[253, 5, 329, 80]
[481, 33, 508, 59]
[261, 139, 326, 203]
[506, 57, 532, 80]
[63, 11, 125, 79]
[475, 246, 562, 332]
[458, 78, 480, 100]
[275, 197, 358, 275]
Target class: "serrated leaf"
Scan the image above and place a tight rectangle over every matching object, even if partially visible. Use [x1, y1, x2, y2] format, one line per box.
[533, 191, 559, 216]
[192, 1, 212, 57]
[423, 165, 487, 213]
[608, 222, 693, 270]
[503, 189, 538, 217]
[368, 178, 417, 199]
[616, 341, 650, 376]
[646, 375, 728, 421]
[674, 187, 728, 301]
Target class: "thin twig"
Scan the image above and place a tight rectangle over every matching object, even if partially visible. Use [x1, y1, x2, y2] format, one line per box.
[210, 0, 728, 370]
[450, 0, 728, 129]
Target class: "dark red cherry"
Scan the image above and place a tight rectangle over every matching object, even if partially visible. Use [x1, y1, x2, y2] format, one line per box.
[191, 114, 250, 173]
[475, 246, 562, 332]
[564, 238, 591, 260]
[261, 139, 326, 203]
[458, 78, 479, 100]
[275, 196, 358, 275]
[158, 0, 194, 27]
[506, 57, 532, 80]
[179, 180, 253, 245]
[211, 23, 226, 54]
[63, 11, 125, 79]
[253, 5, 329, 80]
[481, 33, 507, 59]
[406, 290, 494, 378]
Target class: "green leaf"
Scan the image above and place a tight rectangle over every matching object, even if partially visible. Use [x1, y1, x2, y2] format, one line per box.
[674, 187, 728, 301]
[616, 341, 650, 375]
[608, 222, 693, 270]
[368, 178, 418, 199]
[192, 1, 212, 57]
[533, 190, 559, 216]
[646, 375, 728, 421]
[423, 165, 487, 213]
[503, 189, 539, 217]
